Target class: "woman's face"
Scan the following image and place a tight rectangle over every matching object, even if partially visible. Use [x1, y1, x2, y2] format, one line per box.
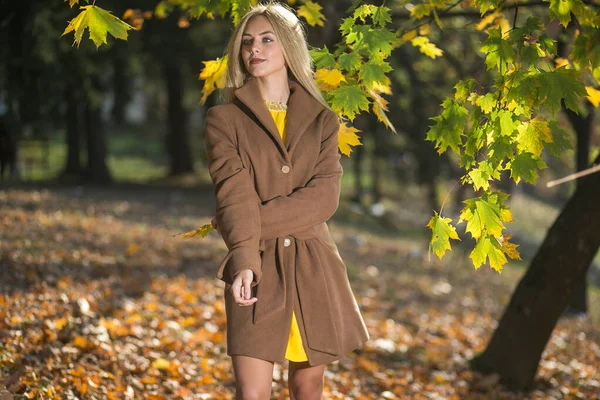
[240, 15, 287, 79]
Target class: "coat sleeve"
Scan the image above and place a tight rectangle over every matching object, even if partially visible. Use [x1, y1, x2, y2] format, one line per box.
[205, 107, 262, 286]
[259, 111, 342, 239]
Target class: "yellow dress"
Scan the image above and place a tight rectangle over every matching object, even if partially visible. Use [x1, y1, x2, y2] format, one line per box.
[267, 103, 308, 363]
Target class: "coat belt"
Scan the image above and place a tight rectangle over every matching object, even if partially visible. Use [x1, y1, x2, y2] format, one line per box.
[252, 223, 342, 356]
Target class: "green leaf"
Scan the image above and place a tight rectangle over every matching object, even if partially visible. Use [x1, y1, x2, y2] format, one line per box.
[548, 0, 585, 27]
[298, 0, 325, 27]
[372, 6, 392, 27]
[358, 59, 392, 90]
[338, 52, 362, 73]
[330, 84, 370, 121]
[62, 5, 133, 48]
[310, 46, 336, 69]
[351, 26, 396, 57]
[537, 68, 588, 114]
[515, 117, 553, 157]
[479, 27, 515, 72]
[476, 93, 496, 114]
[473, 0, 503, 15]
[497, 109, 518, 137]
[426, 98, 468, 155]
[509, 152, 547, 184]
[340, 17, 354, 36]
[353, 4, 376, 22]
[545, 120, 573, 157]
[470, 234, 506, 272]
[468, 160, 500, 191]
[459, 195, 505, 240]
[454, 79, 475, 103]
[426, 211, 460, 259]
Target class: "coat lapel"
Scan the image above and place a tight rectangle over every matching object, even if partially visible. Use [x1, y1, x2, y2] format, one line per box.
[234, 78, 324, 160]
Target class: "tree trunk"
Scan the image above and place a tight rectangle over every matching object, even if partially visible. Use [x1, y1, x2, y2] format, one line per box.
[84, 76, 111, 184]
[471, 154, 600, 390]
[61, 80, 83, 178]
[563, 103, 593, 314]
[164, 61, 193, 176]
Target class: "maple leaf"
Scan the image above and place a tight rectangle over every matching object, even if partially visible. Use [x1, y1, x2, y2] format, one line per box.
[314, 68, 346, 91]
[198, 56, 228, 104]
[338, 122, 362, 156]
[500, 234, 521, 260]
[454, 79, 476, 102]
[545, 120, 573, 157]
[411, 36, 443, 59]
[310, 46, 336, 69]
[62, 5, 134, 48]
[338, 52, 362, 73]
[173, 224, 213, 240]
[359, 59, 392, 90]
[586, 86, 600, 107]
[508, 152, 547, 184]
[370, 89, 396, 133]
[475, 93, 496, 114]
[298, 1, 325, 27]
[426, 98, 468, 155]
[468, 160, 500, 191]
[65, 0, 79, 7]
[330, 85, 370, 121]
[515, 117, 553, 157]
[470, 233, 507, 273]
[426, 211, 460, 259]
[479, 26, 515, 72]
[537, 68, 587, 114]
[548, 0, 585, 27]
[459, 196, 505, 240]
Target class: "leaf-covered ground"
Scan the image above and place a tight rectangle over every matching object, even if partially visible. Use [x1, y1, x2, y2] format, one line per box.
[1, 185, 599, 399]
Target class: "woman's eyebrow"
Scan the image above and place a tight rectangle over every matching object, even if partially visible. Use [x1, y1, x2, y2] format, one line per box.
[242, 30, 275, 36]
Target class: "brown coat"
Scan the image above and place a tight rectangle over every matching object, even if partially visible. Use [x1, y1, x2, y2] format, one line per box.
[205, 77, 370, 365]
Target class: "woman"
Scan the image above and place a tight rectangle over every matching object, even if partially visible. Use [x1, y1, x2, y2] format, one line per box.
[205, 2, 369, 398]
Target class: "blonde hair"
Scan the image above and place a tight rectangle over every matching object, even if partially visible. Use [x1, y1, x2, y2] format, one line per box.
[220, 1, 329, 109]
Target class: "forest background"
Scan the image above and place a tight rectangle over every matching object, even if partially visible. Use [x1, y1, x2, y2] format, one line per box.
[0, 0, 599, 399]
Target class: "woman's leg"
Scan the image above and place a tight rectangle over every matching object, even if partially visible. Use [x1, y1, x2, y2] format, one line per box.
[288, 361, 326, 400]
[231, 355, 275, 400]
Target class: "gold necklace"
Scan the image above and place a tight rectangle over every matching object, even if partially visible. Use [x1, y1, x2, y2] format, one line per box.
[263, 99, 288, 111]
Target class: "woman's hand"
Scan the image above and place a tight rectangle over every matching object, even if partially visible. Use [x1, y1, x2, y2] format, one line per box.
[231, 269, 258, 306]
[211, 216, 219, 232]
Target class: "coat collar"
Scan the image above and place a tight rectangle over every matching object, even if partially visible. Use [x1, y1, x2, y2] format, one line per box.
[233, 77, 325, 160]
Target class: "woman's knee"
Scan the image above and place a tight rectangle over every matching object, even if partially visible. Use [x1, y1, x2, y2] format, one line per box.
[288, 365, 325, 399]
[235, 386, 272, 400]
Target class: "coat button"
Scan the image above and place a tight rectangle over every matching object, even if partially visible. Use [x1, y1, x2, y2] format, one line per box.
[283, 238, 291, 247]
[281, 165, 290, 174]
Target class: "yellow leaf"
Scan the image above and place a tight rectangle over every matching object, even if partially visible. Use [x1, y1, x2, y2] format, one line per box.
[411, 36, 443, 59]
[314, 68, 346, 91]
[500, 234, 521, 260]
[370, 75, 392, 95]
[199, 56, 228, 104]
[338, 122, 362, 156]
[475, 11, 503, 31]
[173, 223, 213, 239]
[555, 57, 571, 69]
[65, 0, 79, 7]
[125, 243, 140, 256]
[418, 24, 430, 36]
[401, 29, 417, 43]
[585, 86, 600, 107]
[370, 89, 397, 133]
[152, 358, 171, 370]
[297, 1, 325, 27]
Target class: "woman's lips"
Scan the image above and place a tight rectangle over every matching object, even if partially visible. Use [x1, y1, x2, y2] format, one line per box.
[250, 59, 265, 65]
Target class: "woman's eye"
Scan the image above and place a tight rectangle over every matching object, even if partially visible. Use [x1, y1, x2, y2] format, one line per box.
[242, 39, 251, 45]
[263, 37, 273, 42]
